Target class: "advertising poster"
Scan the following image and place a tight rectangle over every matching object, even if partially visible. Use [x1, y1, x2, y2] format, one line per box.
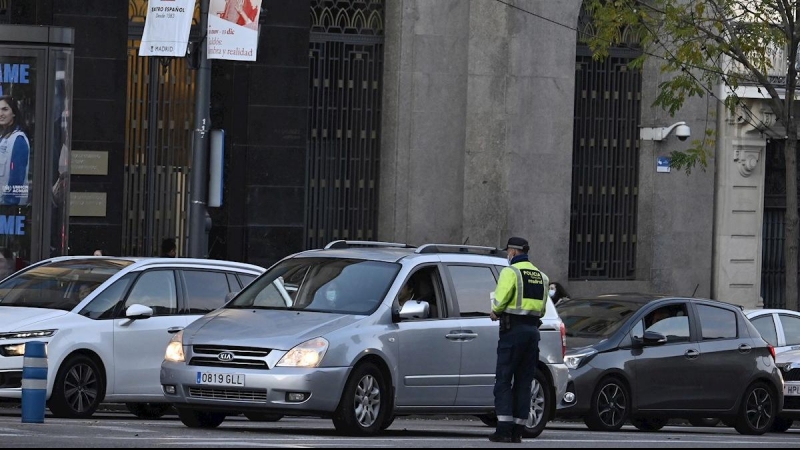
[0, 58, 35, 207]
[139, 0, 196, 57]
[208, 0, 263, 61]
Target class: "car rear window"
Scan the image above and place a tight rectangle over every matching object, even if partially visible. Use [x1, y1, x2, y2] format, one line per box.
[0, 259, 134, 311]
[558, 299, 644, 347]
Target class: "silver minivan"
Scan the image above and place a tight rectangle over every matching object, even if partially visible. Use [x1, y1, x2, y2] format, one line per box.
[161, 242, 575, 436]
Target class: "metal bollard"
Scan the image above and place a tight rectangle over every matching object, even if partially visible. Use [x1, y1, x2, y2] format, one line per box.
[21, 341, 47, 424]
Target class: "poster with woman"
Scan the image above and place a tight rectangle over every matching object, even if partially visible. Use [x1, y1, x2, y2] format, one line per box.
[0, 58, 34, 207]
[208, 0, 263, 61]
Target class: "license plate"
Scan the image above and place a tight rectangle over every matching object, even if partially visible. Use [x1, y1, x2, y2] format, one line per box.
[784, 383, 800, 397]
[197, 372, 245, 387]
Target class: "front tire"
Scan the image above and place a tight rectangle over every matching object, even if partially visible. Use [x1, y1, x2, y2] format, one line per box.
[126, 403, 172, 419]
[332, 363, 389, 436]
[584, 377, 630, 432]
[177, 409, 226, 429]
[734, 383, 776, 435]
[47, 354, 105, 419]
[770, 417, 793, 433]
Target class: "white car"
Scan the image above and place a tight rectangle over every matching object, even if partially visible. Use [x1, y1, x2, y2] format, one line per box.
[745, 309, 800, 355]
[773, 349, 800, 432]
[0, 256, 264, 419]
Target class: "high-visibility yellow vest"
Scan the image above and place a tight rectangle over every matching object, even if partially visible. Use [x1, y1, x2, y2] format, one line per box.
[492, 261, 548, 317]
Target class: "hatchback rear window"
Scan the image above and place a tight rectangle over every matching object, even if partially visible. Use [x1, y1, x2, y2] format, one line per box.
[228, 258, 401, 315]
[0, 259, 134, 311]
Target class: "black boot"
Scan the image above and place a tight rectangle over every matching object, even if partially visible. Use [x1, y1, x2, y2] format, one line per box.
[512, 425, 525, 443]
[488, 432, 514, 443]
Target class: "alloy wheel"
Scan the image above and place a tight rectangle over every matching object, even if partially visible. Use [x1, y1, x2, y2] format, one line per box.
[527, 378, 546, 428]
[597, 383, 627, 428]
[63, 363, 99, 414]
[353, 374, 381, 428]
[745, 387, 773, 430]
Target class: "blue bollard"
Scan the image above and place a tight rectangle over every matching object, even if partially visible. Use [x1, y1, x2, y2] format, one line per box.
[21, 341, 47, 424]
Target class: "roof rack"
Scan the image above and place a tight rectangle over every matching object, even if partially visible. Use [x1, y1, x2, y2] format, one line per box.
[324, 240, 415, 250]
[415, 244, 504, 256]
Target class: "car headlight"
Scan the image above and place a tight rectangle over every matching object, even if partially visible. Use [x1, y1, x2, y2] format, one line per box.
[0, 344, 27, 357]
[0, 330, 57, 340]
[564, 348, 598, 370]
[164, 331, 185, 363]
[277, 338, 329, 368]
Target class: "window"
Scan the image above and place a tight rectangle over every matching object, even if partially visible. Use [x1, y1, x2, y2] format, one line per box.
[751, 315, 779, 347]
[79, 275, 134, 320]
[183, 271, 231, 315]
[447, 266, 497, 317]
[644, 304, 691, 344]
[396, 267, 442, 319]
[125, 271, 178, 316]
[780, 315, 800, 346]
[239, 274, 257, 287]
[697, 305, 737, 341]
[227, 273, 241, 291]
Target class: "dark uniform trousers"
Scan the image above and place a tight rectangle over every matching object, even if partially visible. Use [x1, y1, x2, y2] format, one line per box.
[493, 315, 541, 436]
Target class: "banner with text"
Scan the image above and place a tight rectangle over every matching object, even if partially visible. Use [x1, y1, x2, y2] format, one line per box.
[139, 0, 195, 57]
[207, 0, 263, 61]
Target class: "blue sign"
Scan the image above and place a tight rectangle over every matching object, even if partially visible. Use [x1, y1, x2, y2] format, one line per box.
[657, 157, 671, 173]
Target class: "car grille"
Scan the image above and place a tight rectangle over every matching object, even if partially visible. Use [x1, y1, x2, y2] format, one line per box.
[784, 369, 800, 382]
[188, 387, 268, 402]
[784, 397, 800, 411]
[190, 346, 271, 370]
[0, 371, 21, 389]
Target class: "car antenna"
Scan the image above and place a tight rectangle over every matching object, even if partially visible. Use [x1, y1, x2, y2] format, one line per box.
[463, 237, 469, 245]
[691, 284, 700, 298]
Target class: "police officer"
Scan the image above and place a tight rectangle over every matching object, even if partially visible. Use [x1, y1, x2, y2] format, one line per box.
[489, 237, 549, 443]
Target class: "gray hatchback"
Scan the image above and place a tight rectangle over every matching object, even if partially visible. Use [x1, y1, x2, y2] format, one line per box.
[160, 241, 575, 436]
[556, 294, 784, 435]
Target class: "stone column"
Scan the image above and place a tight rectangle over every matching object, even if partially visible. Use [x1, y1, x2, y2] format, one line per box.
[713, 100, 775, 308]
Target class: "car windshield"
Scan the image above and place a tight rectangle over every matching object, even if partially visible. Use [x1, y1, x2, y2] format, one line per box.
[228, 257, 401, 315]
[0, 259, 134, 311]
[558, 298, 644, 347]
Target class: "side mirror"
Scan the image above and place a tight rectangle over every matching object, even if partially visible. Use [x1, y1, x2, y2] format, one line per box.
[397, 301, 430, 321]
[125, 304, 154, 321]
[642, 331, 668, 347]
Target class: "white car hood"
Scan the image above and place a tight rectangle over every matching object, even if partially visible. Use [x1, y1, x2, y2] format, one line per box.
[0, 306, 69, 332]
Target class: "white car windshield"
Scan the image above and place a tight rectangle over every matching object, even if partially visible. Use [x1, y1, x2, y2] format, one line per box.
[0, 259, 134, 311]
[228, 258, 401, 315]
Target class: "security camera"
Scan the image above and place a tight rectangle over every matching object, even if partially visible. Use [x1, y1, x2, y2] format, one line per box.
[675, 124, 691, 141]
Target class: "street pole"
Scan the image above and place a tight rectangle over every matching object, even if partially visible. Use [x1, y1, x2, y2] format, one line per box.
[188, 0, 211, 258]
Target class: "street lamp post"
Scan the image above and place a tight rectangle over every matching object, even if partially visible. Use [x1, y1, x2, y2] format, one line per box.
[188, 0, 212, 258]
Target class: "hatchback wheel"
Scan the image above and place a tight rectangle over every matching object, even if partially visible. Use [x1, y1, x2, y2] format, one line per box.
[332, 363, 389, 436]
[631, 417, 668, 432]
[585, 377, 630, 432]
[177, 409, 226, 429]
[734, 383, 776, 435]
[47, 354, 105, 419]
[770, 417, 793, 433]
[126, 403, 173, 420]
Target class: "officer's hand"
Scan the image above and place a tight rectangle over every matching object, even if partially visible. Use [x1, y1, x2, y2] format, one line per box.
[490, 312, 499, 322]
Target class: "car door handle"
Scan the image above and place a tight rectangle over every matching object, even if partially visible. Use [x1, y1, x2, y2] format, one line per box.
[167, 327, 184, 335]
[685, 349, 700, 360]
[459, 332, 479, 341]
[446, 331, 464, 341]
[739, 344, 752, 354]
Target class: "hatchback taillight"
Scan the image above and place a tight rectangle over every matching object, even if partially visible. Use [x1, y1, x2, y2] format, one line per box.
[769, 345, 776, 361]
[560, 323, 567, 360]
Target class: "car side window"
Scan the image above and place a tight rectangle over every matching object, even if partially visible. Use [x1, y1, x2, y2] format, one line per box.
[780, 315, 800, 346]
[124, 270, 178, 316]
[239, 274, 257, 287]
[396, 266, 444, 320]
[78, 275, 134, 320]
[751, 315, 779, 346]
[183, 270, 231, 315]
[447, 265, 497, 318]
[644, 304, 691, 344]
[697, 305, 738, 341]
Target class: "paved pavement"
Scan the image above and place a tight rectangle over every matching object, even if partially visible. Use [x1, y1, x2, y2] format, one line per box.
[0, 408, 797, 448]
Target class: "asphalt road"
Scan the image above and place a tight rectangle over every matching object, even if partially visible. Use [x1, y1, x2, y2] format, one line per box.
[0, 408, 797, 448]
